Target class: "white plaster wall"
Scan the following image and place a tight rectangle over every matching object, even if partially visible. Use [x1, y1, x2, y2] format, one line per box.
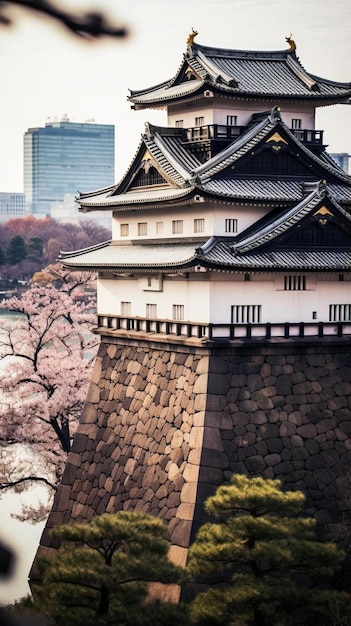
[97, 273, 350, 325]
[168, 100, 316, 130]
[97, 276, 211, 321]
[111, 204, 265, 241]
[209, 275, 351, 324]
[168, 103, 214, 128]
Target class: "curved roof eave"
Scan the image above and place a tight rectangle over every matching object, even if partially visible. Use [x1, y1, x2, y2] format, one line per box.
[59, 242, 201, 271]
[78, 187, 197, 210]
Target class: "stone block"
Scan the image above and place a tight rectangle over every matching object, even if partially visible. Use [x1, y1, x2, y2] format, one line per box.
[201, 448, 229, 469]
[170, 519, 192, 547]
[183, 463, 200, 483]
[176, 502, 195, 520]
[86, 382, 101, 404]
[275, 375, 292, 395]
[188, 427, 204, 449]
[180, 482, 198, 504]
[256, 397, 274, 411]
[207, 373, 230, 395]
[194, 394, 207, 412]
[264, 453, 281, 467]
[257, 423, 279, 439]
[296, 423, 317, 438]
[245, 455, 266, 473]
[266, 438, 283, 453]
[202, 427, 224, 451]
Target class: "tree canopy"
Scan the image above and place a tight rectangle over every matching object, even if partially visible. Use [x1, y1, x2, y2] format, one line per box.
[32, 511, 189, 626]
[188, 474, 348, 626]
[0, 215, 111, 282]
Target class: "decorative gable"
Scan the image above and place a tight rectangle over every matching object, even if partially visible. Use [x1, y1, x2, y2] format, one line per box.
[231, 146, 312, 178]
[279, 204, 351, 248]
[129, 159, 170, 190]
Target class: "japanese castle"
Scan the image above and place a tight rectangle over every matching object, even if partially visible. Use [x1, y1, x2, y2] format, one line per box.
[60, 32, 351, 339]
[32, 33, 351, 596]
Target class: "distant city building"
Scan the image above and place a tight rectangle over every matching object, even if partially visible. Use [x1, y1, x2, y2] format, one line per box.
[0, 192, 26, 223]
[330, 152, 350, 174]
[23, 118, 115, 215]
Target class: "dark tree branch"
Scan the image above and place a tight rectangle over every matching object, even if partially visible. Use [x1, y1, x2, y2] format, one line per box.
[0, 475, 57, 491]
[0, 0, 128, 39]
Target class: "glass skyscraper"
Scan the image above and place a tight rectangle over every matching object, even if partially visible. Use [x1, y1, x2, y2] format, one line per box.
[24, 119, 115, 215]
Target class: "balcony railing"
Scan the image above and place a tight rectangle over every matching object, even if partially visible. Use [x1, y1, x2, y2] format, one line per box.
[97, 315, 351, 342]
[290, 129, 323, 145]
[184, 124, 324, 146]
[186, 124, 245, 142]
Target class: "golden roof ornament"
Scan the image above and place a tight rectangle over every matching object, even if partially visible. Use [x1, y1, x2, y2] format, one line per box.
[187, 28, 198, 47]
[285, 33, 296, 51]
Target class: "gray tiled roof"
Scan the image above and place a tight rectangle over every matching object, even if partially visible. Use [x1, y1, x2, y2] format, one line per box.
[203, 242, 351, 271]
[60, 242, 199, 269]
[79, 187, 195, 209]
[129, 43, 351, 106]
[76, 106, 351, 211]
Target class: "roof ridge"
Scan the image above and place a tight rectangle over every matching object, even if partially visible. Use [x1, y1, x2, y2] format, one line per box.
[190, 41, 290, 59]
[145, 124, 193, 185]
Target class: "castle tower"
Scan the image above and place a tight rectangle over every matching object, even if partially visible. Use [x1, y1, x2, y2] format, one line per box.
[31, 35, 351, 594]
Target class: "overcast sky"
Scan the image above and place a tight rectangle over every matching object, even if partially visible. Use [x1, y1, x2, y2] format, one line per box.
[0, 0, 350, 192]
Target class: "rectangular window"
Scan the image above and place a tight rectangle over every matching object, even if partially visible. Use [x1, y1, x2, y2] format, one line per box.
[194, 218, 205, 233]
[172, 304, 184, 320]
[284, 275, 306, 291]
[195, 116, 204, 126]
[291, 118, 302, 129]
[146, 303, 157, 318]
[121, 301, 131, 315]
[156, 221, 163, 234]
[329, 304, 351, 322]
[227, 115, 238, 126]
[172, 220, 183, 234]
[175, 120, 183, 128]
[120, 223, 129, 237]
[137, 222, 148, 236]
[225, 218, 238, 233]
[231, 305, 261, 324]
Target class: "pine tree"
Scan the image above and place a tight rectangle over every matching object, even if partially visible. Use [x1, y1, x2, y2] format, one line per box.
[6, 234, 27, 264]
[33, 511, 189, 626]
[188, 474, 348, 626]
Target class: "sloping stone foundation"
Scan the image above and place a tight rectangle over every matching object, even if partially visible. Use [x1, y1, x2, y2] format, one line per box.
[31, 333, 351, 591]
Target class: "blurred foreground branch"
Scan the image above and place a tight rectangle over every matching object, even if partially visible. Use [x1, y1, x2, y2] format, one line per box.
[0, 0, 128, 39]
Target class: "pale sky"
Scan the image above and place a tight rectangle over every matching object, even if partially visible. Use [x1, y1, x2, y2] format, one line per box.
[0, 0, 350, 194]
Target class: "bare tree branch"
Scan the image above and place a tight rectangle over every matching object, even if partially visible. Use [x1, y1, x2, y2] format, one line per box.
[0, 0, 128, 39]
[0, 475, 57, 491]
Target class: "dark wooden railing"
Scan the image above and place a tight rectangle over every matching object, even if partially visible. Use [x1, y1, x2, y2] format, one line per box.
[290, 129, 323, 145]
[184, 125, 324, 146]
[97, 315, 351, 342]
[186, 124, 245, 142]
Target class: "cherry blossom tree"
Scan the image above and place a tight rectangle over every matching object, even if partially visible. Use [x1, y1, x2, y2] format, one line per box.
[0, 266, 98, 521]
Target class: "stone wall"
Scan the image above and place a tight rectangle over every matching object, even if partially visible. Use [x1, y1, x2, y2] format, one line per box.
[32, 333, 351, 588]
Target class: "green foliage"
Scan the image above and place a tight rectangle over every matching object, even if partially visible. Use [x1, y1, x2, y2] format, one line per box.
[33, 511, 189, 626]
[188, 474, 346, 626]
[26, 236, 44, 259]
[6, 234, 27, 264]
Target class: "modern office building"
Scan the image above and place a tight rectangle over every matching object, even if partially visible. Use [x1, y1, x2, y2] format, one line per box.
[23, 118, 115, 215]
[330, 152, 350, 174]
[0, 192, 26, 223]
